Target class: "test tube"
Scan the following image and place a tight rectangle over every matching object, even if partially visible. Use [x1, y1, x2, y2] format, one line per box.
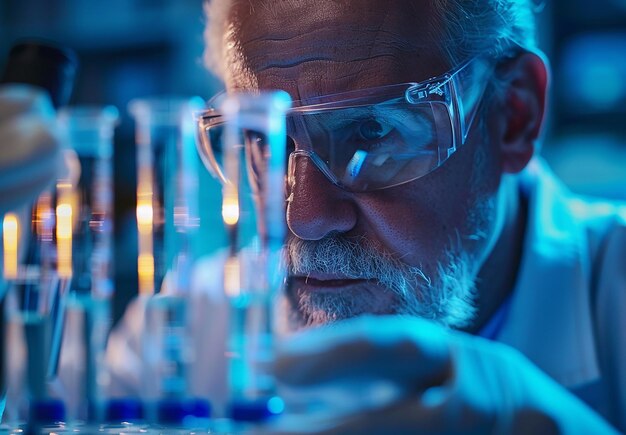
[217, 91, 291, 425]
[52, 106, 119, 426]
[0, 132, 77, 431]
[58, 106, 118, 299]
[129, 97, 209, 428]
[129, 97, 204, 298]
[2, 257, 62, 426]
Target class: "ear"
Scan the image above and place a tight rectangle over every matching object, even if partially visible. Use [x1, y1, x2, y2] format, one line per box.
[493, 51, 549, 174]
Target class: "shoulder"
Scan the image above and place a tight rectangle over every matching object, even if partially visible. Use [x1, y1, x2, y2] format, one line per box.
[521, 158, 625, 259]
[585, 197, 626, 286]
[568, 194, 626, 231]
[567, 195, 626, 264]
[521, 157, 625, 301]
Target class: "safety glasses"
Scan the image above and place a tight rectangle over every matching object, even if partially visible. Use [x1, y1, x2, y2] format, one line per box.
[196, 54, 496, 192]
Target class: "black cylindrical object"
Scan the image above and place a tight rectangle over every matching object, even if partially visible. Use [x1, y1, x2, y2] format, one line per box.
[1, 40, 78, 108]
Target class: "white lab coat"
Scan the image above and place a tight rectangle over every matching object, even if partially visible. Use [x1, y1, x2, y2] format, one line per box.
[102, 158, 626, 430]
[495, 158, 626, 431]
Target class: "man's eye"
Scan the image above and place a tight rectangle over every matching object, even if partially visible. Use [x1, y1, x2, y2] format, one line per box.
[357, 120, 393, 141]
[245, 131, 269, 154]
[249, 133, 264, 146]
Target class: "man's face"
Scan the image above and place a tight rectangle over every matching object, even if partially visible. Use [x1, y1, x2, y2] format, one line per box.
[223, 0, 506, 329]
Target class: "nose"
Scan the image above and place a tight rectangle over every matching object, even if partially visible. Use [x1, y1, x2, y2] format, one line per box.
[286, 153, 357, 240]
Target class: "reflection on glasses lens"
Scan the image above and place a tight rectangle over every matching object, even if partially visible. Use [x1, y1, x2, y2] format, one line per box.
[203, 100, 451, 192]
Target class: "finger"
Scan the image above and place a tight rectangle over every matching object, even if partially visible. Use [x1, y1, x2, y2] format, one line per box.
[311, 396, 493, 435]
[270, 397, 563, 435]
[0, 84, 54, 120]
[0, 139, 59, 184]
[267, 389, 497, 435]
[274, 315, 451, 390]
[277, 377, 410, 425]
[0, 112, 60, 170]
[0, 162, 57, 215]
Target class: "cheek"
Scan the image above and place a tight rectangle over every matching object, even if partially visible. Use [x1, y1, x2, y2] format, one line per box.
[356, 140, 501, 273]
[440, 147, 502, 269]
[355, 189, 470, 273]
[459, 134, 505, 259]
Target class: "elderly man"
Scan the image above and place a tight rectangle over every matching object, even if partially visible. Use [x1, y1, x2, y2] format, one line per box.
[6, 0, 617, 431]
[196, 0, 626, 432]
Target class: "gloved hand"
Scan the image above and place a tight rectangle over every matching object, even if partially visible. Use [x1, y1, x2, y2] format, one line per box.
[270, 315, 618, 435]
[0, 84, 61, 214]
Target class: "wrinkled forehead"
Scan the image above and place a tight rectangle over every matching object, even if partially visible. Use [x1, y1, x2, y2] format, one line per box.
[223, 0, 450, 98]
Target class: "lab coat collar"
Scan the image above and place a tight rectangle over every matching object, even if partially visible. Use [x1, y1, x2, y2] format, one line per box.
[497, 158, 600, 388]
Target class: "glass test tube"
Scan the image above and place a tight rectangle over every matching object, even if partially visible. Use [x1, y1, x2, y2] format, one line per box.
[129, 97, 204, 298]
[3, 175, 75, 430]
[0, 141, 78, 428]
[218, 91, 291, 421]
[55, 105, 119, 424]
[2, 246, 61, 425]
[1, 141, 61, 428]
[129, 97, 207, 425]
[0, 142, 73, 432]
[58, 106, 118, 299]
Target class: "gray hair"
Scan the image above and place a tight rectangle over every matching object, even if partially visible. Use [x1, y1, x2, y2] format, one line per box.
[203, 0, 538, 81]
[432, 0, 538, 65]
[202, 0, 233, 82]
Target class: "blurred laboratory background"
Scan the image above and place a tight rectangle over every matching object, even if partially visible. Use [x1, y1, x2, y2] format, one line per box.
[1, 0, 625, 323]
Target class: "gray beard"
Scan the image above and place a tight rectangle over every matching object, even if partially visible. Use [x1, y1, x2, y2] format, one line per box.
[286, 235, 478, 329]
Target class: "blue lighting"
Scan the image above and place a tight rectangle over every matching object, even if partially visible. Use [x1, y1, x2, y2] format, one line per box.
[580, 64, 624, 109]
[560, 33, 626, 112]
[267, 396, 285, 415]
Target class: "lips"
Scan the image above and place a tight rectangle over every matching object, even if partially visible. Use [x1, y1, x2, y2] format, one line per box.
[290, 274, 373, 291]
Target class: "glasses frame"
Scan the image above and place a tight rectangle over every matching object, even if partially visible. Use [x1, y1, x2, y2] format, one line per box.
[196, 53, 499, 191]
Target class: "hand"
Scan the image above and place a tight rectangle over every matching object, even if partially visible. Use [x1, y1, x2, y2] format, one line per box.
[270, 315, 617, 434]
[0, 84, 61, 214]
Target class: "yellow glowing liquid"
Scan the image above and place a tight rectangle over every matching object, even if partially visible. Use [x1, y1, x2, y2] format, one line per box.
[136, 165, 155, 295]
[222, 195, 240, 227]
[56, 202, 73, 278]
[224, 256, 241, 298]
[3, 213, 19, 279]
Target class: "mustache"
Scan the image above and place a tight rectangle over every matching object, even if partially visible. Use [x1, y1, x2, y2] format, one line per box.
[287, 235, 431, 297]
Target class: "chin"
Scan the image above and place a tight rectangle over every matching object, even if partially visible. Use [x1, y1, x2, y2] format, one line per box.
[293, 284, 399, 328]
[285, 252, 479, 331]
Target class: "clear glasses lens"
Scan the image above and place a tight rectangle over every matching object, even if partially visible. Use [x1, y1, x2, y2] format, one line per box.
[201, 100, 453, 192]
